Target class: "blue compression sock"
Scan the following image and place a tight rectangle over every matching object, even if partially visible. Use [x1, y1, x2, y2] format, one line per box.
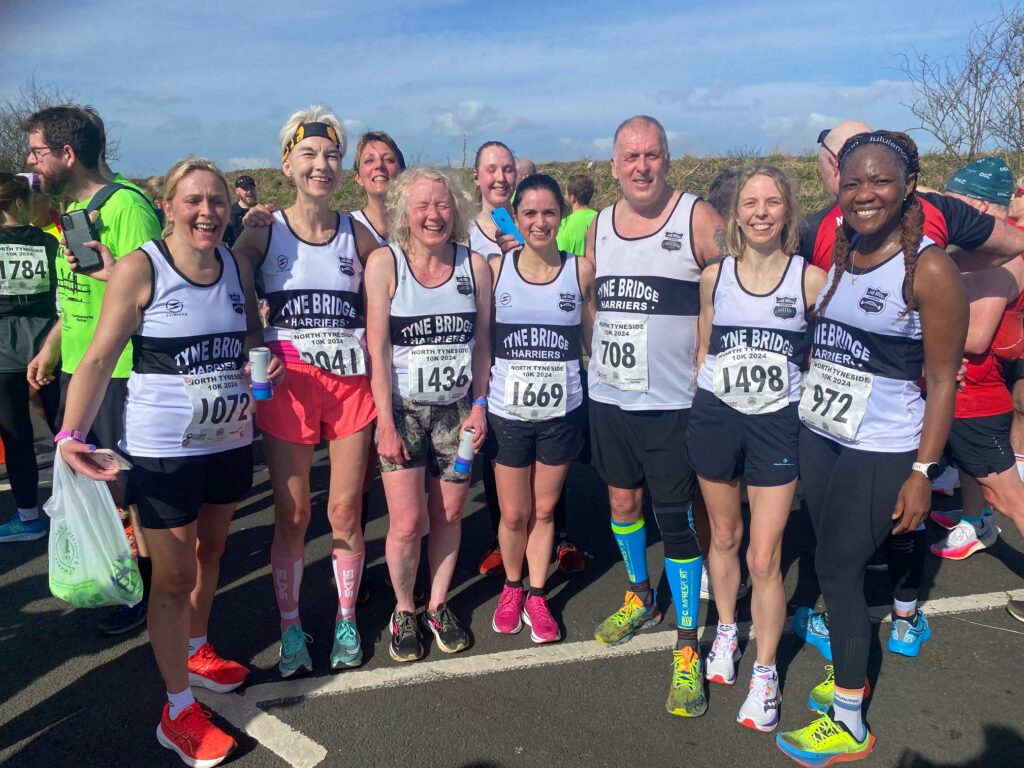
[611, 518, 648, 585]
[665, 554, 702, 632]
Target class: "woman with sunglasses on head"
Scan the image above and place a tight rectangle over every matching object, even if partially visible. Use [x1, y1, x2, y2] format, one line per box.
[351, 130, 406, 246]
[487, 174, 596, 644]
[58, 157, 283, 767]
[365, 166, 491, 662]
[776, 132, 967, 766]
[233, 106, 383, 679]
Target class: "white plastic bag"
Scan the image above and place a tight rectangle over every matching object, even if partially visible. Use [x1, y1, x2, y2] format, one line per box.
[43, 448, 142, 608]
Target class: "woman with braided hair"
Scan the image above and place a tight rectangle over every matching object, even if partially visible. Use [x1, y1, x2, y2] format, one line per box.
[776, 131, 967, 766]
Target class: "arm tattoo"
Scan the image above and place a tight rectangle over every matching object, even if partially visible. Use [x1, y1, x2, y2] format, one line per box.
[705, 225, 728, 266]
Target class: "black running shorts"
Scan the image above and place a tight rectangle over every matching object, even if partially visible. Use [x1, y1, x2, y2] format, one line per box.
[484, 406, 585, 468]
[686, 388, 799, 487]
[945, 412, 1015, 478]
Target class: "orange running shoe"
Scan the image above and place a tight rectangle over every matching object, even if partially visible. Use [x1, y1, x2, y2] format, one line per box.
[187, 643, 250, 693]
[156, 703, 236, 768]
[555, 539, 585, 574]
[477, 543, 505, 577]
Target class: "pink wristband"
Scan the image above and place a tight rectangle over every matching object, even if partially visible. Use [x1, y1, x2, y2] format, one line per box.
[54, 429, 85, 444]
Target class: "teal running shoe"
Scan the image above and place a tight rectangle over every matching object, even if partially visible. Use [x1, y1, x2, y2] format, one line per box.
[330, 617, 363, 670]
[278, 624, 313, 678]
[887, 610, 931, 657]
[793, 607, 832, 661]
[0, 516, 45, 542]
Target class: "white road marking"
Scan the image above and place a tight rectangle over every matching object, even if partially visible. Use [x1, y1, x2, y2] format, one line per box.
[201, 588, 1024, 768]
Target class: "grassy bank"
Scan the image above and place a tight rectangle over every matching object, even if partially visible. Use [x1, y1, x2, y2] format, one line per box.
[212, 152, 980, 218]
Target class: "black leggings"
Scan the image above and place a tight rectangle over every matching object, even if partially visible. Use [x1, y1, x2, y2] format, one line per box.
[799, 426, 915, 690]
[0, 371, 60, 509]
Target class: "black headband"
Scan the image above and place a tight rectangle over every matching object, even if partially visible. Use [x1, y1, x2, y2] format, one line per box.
[838, 132, 918, 174]
[282, 122, 341, 162]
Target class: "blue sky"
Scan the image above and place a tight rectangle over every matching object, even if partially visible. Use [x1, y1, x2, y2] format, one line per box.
[0, 0, 1008, 175]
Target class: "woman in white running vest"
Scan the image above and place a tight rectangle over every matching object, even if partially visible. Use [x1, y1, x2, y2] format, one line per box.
[365, 166, 491, 662]
[686, 166, 825, 732]
[777, 132, 967, 766]
[233, 106, 384, 679]
[485, 174, 596, 644]
[469, 140, 518, 260]
[58, 158, 283, 767]
[350, 130, 406, 246]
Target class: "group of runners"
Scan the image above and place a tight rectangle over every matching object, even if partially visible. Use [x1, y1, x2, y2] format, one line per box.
[2, 103, 1024, 768]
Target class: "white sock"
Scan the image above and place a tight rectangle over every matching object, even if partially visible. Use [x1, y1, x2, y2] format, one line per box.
[893, 598, 917, 617]
[832, 687, 865, 741]
[188, 635, 208, 657]
[167, 687, 195, 720]
[717, 622, 738, 638]
[753, 662, 777, 679]
[17, 507, 39, 523]
[1016, 455, 1024, 481]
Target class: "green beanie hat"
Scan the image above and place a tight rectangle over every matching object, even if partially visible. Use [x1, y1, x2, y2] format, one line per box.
[945, 156, 1013, 205]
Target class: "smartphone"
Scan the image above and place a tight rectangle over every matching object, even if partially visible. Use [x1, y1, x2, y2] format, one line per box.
[489, 208, 524, 245]
[91, 448, 133, 471]
[59, 209, 104, 274]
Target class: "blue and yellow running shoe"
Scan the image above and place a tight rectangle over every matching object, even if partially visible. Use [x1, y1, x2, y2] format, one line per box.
[807, 665, 872, 712]
[594, 590, 662, 646]
[887, 610, 931, 657]
[792, 607, 832, 661]
[666, 646, 707, 717]
[776, 710, 874, 767]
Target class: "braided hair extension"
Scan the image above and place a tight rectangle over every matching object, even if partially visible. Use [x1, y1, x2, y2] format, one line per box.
[814, 130, 921, 319]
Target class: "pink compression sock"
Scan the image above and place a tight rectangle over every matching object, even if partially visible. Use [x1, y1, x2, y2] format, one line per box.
[332, 549, 364, 619]
[271, 552, 304, 630]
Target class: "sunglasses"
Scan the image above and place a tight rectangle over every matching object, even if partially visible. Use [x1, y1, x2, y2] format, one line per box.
[817, 129, 837, 162]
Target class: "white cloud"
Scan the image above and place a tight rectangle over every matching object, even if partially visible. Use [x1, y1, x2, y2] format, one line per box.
[226, 156, 273, 171]
[592, 137, 613, 152]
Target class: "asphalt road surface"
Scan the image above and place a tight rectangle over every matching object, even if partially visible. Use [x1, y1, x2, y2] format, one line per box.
[2, 434, 1023, 768]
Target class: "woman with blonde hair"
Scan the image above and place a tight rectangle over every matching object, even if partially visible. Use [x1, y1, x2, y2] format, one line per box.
[365, 166, 491, 661]
[233, 106, 384, 679]
[58, 157, 282, 767]
[686, 165, 825, 729]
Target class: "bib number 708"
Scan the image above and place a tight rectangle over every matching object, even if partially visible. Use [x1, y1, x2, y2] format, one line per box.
[599, 340, 636, 368]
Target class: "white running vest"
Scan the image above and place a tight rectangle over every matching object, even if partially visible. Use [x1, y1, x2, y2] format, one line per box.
[469, 220, 502, 260]
[389, 243, 477, 403]
[257, 210, 367, 377]
[800, 241, 929, 452]
[122, 241, 251, 457]
[488, 252, 584, 421]
[589, 193, 701, 410]
[697, 256, 808, 413]
[350, 209, 387, 247]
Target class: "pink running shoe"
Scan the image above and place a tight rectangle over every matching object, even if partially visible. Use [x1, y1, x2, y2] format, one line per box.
[522, 594, 561, 643]
[492, 584, 525, 634]
[930, 518, 999, 560]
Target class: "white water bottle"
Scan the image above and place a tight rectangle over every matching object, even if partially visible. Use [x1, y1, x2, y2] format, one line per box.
[453, 428, 475, 475]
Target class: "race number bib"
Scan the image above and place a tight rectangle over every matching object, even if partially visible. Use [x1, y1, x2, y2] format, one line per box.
[182, 370, 253, 448]
[714, 348, 790, 415]
[407, 344, 472, 404]
[0, 243, 49, 296]
[593, 317, 648, 391]
[292, 328, 366, 377]
[503, 361, 568, 421]
[798, 359, 873, 441]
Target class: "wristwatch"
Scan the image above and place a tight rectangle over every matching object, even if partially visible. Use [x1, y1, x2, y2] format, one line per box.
[911, 461, 942, 481]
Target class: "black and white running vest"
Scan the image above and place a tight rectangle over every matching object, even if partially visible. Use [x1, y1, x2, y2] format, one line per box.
[697, 255, 808, 414]
[488, 252, 583, 421]
[389, 243, 477, 403]
[257, 210, 367, 377]
[123, 241, 251, 457]
[350, 209, 387, 247]
[589, 193, 701, 410]
[800, 240, 928, 452]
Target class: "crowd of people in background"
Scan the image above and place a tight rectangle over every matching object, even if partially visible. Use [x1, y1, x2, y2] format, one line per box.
[2, 102, 1024, 768]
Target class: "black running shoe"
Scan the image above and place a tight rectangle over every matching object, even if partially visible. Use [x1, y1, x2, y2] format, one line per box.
[97, 599, 148, 636]
[389, 610, 424, 662]
[421, 603, 470, 654]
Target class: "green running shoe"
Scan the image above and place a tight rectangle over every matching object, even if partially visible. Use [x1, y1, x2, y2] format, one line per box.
[594, 590, 662, 646]
[807, 665, 872, 712]
[278, 624, 313, 678]
[330, 617, 363, 670]
[665, 646, 707, 717]
[776, 711, 875, 767]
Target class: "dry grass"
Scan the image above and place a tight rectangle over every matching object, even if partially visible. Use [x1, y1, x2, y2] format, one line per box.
[187, 152, 981, 217]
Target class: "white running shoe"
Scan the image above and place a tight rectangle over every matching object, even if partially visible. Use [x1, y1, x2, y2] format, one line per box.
[737, 671, 781, 731]
[700, 563, 749, 602]
[930, 517, 999, 560]
[705, 629, 741, 685]
[931, 465, 959, 496]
